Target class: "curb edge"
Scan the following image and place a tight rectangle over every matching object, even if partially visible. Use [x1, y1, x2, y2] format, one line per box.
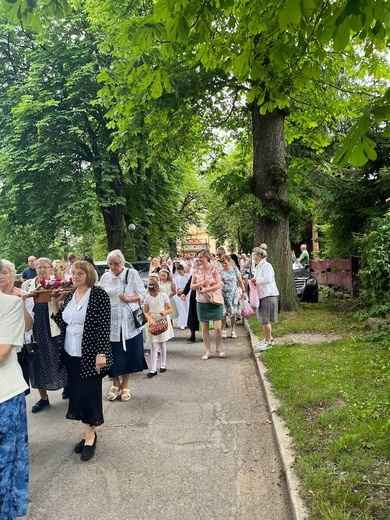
[244, 319, 309, 520]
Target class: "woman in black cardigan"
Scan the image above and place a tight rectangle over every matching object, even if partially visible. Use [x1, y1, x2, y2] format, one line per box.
[51, 261, 112, 461]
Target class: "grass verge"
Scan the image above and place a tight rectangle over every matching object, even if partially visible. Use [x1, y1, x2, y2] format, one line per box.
[249, 302, 389, 520]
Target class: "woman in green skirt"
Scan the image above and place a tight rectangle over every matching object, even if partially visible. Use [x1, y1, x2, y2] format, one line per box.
[190, 249, 225, 360]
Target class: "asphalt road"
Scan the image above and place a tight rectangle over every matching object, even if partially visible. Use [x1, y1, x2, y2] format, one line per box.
[25, 324, 293, 520]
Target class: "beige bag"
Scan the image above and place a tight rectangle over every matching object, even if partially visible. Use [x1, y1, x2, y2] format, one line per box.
[209, 293, 224, 305]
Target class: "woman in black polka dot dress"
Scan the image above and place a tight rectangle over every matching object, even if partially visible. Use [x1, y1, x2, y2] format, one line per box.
[51, 261, 112, 461]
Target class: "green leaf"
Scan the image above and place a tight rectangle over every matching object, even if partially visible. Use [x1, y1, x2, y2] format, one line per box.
[333, 18, 350, 51]
[301, 0, 317, 18]
[279, 0, 302, 31]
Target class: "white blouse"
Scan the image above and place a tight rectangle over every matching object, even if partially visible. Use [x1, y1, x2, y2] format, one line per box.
[62, 289, 91, 357]
[0, 293, 28, 403]
[100, 268, 146, 348]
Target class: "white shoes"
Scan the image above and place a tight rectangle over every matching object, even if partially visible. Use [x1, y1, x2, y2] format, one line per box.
[255, 340, 273, 352]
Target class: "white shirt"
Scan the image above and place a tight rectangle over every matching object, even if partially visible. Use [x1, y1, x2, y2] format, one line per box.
[100, 268, 146, 347]
[62, 289, 91, 357]
[0, 293, 28, 403]
[254, 259, 279, 299]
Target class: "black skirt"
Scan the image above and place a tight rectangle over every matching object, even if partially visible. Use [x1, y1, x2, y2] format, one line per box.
[63, 351, 104, 427]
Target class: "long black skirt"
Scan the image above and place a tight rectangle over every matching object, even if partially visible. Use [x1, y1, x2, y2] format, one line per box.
[63, 352, 104, 427]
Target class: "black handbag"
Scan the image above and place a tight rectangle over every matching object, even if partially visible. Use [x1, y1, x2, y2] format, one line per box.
[123, 269, 147, 328]
[20, 339, 39, 362]
[133, 305, 147, 328]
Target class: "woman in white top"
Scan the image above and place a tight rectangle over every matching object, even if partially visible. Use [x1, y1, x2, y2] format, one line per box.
[100, 249, 147, 402]
[51, 261, 112, 461]
[0, 261, 29, 520]
[0, 259, 34, 391]
[251, 244, 279, 351]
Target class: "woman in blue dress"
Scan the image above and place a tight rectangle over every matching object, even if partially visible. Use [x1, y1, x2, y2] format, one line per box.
[220, 255, 247, 339]
[0, 261, 29, 520]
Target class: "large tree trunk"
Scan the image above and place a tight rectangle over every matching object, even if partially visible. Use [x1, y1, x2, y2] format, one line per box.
[251, 104, 297, 311]
[94, 162, 124, 252]
[102, 203, 124, 252]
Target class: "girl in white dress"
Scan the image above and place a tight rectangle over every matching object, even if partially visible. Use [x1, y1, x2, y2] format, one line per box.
[173, 265, 190, 329]
[143, 280, 174, 377]
[159, 268, 178, 324]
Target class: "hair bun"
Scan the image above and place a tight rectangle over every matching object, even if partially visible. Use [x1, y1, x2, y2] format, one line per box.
[259, 243, 267, 250]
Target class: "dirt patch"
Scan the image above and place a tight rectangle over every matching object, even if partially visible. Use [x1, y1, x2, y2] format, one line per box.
[277, 332, 344, 345]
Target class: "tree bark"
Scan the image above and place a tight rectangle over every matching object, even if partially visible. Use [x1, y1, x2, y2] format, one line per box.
[251, 104, 298, 311]
[94, 162, 124, 252]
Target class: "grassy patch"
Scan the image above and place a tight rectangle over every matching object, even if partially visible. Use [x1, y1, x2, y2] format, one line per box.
[250, 303, 390, 519]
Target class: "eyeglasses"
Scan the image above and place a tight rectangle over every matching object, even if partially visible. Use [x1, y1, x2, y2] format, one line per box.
[108, 262, 122, 266]
[36, 266, 51, 270]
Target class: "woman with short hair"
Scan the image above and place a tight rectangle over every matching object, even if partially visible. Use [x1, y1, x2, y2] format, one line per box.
[0, 258, 29, 519]
[251, 244, 279, 351]
[100, 250, 147, 402]
[220, 255, 247, 339]
[0, 259, 34, 391]
[27, 257, 68, 412]
[51, 260, 112, 461]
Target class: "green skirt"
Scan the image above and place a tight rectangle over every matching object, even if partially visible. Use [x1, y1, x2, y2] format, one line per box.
[196, 301, 223, 322]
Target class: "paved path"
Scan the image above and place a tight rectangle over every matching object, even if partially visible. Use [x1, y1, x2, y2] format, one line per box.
[26, 324, 293, 520]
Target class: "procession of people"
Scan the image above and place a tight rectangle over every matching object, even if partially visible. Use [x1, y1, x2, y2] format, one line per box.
[0, 245, 279, 519]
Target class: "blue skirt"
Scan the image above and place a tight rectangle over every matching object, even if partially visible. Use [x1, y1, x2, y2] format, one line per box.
[108, 331, 148, 377]
[0, 393, 29, 519]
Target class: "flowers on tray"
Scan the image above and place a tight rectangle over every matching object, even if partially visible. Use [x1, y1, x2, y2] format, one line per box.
[36, 278, 74, 291]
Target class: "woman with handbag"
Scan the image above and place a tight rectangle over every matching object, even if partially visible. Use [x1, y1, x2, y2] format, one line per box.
[100, 250, 147, 402]
[251, 244, 279, 352]
[220, 255, 247, 339]
[143, 280, 174, 378]
[0, 286, 29, 520]
[0, 259, 34, 392]
[190, 249, 225, 360]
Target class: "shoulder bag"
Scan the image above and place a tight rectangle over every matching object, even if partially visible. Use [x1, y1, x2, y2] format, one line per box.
[209, 292, 224, 305]
[20, 337, 39, 362]
[124, 268, 147, 328]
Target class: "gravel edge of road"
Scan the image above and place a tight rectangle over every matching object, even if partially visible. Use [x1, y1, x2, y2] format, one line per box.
[244, 320, 310, 520]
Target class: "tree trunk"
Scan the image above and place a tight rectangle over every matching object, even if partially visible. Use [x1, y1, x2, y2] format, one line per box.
[94, 162, 125, 252]
[102, 204, 124, 252]
[251, 104, 297, 311]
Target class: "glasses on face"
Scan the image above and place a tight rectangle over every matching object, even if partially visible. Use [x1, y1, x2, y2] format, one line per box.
[37, 265, 51, 270]
[108, 262, 122, 267]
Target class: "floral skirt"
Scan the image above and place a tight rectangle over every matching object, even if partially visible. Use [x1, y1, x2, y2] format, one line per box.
[0, 393, 29, 519]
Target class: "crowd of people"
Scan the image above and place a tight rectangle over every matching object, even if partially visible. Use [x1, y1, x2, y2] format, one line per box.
[0, 245, 281, 519]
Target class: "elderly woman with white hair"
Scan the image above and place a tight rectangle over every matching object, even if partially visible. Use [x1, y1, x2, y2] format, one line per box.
[251, 244, 279, 352]
[0, 259, 34, 390]
[100, 249, 147, 402]
[0, 259, 29, 520]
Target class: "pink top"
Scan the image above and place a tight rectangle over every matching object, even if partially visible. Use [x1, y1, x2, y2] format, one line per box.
[193, 264, 222, 303]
